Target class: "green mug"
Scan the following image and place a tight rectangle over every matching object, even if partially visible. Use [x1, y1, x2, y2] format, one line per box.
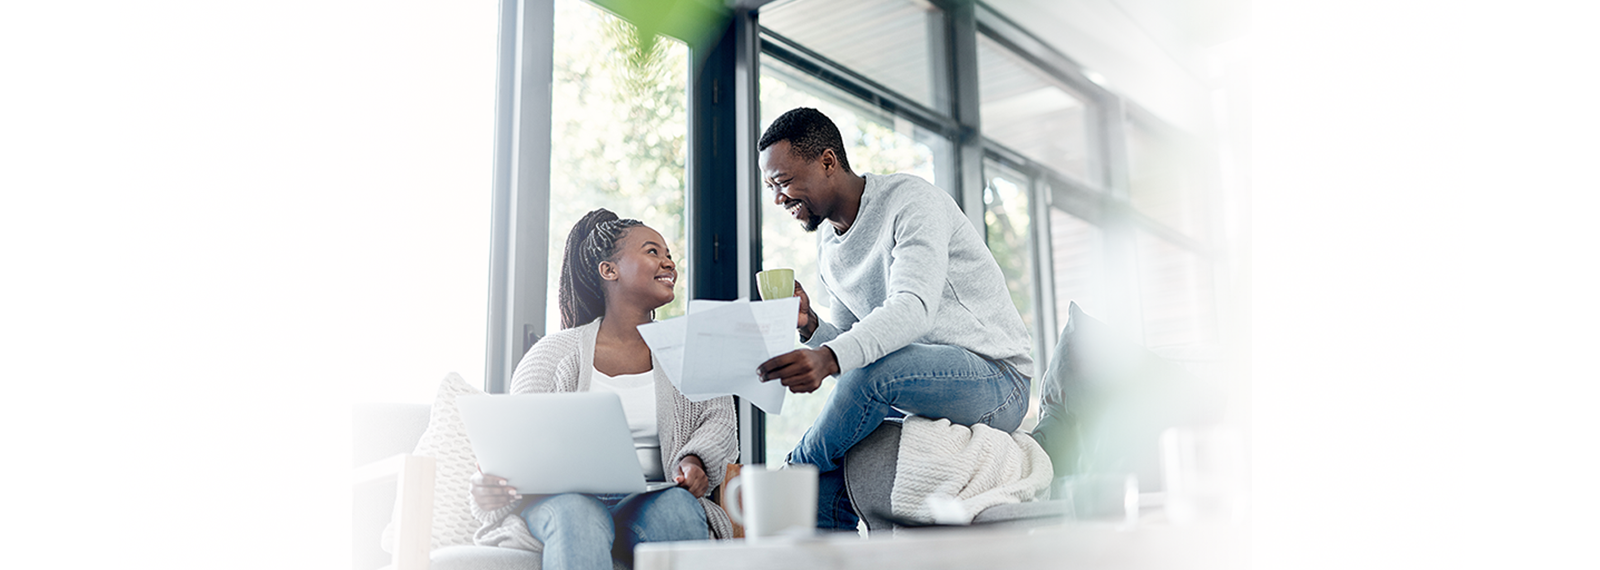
[756, 268, 795, 300]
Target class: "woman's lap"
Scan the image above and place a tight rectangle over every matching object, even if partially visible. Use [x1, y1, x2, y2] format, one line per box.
[522, 487, 708, 569]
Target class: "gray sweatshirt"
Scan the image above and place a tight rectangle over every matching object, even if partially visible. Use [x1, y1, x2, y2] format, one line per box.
[804, 173, 1034, 378]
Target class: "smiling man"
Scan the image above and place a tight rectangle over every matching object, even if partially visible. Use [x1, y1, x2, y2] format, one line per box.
[754, 108, 1035, 531]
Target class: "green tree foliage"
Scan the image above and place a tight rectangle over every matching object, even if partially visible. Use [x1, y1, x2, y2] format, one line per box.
[985, 176, 1035, 337]
[548, 0, 690, 323]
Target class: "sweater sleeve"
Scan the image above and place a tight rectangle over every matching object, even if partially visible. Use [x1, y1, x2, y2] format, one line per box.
[672, 395, 738, 490]
[821, 199, 952, 373]
[507, 329, 580, 395]
[803, 282, 854, 348]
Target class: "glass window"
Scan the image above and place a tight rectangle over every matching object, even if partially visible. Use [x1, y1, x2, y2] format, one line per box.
[351, 0, 497, 403]
[1126, 119, 1209, 240]
[759, 56, 954, 462]
[1135, 231, 1219, 348]
[977, 33, 1096, 184]
[760, 0, 949, 111]
[1049, 204, 1105, 334]
[544, 0, 691, 333]
[982, 158, 1039, 427]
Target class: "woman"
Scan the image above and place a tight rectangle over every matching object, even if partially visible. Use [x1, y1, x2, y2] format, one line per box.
[469, 209, 737, 570]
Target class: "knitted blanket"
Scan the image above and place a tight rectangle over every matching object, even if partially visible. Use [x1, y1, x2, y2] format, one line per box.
[889, 416, 1054, 524]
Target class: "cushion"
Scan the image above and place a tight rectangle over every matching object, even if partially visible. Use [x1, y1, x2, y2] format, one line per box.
[382, 373, 485, 553]
[1030, 302, 1228, 490]
[430, 545, 631, 570]
[842, 420, 902, 532]
[430, 545, 540, 570]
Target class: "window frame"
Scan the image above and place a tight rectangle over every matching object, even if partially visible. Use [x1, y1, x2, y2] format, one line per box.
[485, 0, 1233, 460]
[748, 1, 969, 462]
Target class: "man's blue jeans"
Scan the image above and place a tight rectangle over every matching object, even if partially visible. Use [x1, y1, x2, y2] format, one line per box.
[520, 487, 707, 570]
[785, 343, 1031, 530]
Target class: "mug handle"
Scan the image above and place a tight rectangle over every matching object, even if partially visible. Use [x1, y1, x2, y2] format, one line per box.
[725, 476, 746, 527]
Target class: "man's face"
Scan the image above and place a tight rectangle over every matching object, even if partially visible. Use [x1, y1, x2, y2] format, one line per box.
[760, 140, 830, 233]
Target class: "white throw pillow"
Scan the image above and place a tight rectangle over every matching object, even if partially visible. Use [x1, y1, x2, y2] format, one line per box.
[381, 372, 483, 553]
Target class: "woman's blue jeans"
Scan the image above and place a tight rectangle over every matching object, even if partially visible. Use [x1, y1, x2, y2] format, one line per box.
[520, 487, 707, 570]
[784, 343, 1031, 530]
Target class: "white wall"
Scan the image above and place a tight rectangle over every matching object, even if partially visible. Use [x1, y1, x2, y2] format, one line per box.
[2, 1, 497, 566]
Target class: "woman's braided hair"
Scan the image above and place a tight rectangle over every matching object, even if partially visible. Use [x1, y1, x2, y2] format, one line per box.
[559, 208, 644, 329]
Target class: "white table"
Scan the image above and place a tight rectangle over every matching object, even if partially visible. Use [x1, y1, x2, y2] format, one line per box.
[636, 521, 1244, 570]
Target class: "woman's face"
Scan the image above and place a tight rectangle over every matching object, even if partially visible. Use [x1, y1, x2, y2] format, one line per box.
[598, 225, 677, 310]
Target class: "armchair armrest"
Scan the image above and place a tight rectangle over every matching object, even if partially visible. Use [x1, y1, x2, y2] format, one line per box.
[353, 454, 436, 570]
[719, 463, 744, 538]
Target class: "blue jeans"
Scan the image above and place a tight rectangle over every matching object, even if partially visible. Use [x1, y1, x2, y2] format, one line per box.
[521, 487, 707, 570]
[785, 343, 1031, 530]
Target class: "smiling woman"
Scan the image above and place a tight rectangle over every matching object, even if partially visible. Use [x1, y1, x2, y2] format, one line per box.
[470, 207, 735, 568]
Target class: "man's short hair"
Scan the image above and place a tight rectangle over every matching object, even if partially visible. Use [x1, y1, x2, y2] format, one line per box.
[758, 107, 853, 174]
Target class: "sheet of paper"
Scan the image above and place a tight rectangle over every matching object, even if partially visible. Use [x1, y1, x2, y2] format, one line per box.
[636, 297, 801, 415]
[748, 297, 804, 356]
[688, 299, 734, 314]
[635, 315, 720, 401]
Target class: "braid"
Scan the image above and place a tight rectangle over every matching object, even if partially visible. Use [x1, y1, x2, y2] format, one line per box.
[558, 209, 644, 328]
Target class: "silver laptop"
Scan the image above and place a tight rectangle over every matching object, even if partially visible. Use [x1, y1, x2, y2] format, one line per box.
[457, 392, 676, 495]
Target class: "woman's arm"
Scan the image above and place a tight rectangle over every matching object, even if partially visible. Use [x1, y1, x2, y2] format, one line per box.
[508, 329, 582, 394]
[470, 329, 582, 529]
[671, 454, 709, 497]
[673, 395, 738, 496]
[470, 471, 521, 512]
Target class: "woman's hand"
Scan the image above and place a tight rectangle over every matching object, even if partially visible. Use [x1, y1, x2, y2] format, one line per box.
[794, 281, 819, 340]
[470, 470, 521, 511]
[673, 455, 709, 498]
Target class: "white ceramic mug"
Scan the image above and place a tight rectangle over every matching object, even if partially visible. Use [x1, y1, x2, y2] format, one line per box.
[724, 464, 817, 540]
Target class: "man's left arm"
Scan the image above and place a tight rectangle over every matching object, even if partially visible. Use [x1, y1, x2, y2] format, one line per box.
[758, 200, 953, 393]
[819, 204, 952, 373]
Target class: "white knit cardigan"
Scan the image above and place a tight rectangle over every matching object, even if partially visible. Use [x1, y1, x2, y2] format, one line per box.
[470, 319, 739, 551]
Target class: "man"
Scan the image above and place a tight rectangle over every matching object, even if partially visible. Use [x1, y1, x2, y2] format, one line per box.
[755, 108, 1034, 530]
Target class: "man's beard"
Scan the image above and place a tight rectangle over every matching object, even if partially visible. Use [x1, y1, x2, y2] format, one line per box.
[801, 214, 823, 232]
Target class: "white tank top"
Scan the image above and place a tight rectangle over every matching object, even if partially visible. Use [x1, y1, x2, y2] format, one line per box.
[589, 367, 664, 481]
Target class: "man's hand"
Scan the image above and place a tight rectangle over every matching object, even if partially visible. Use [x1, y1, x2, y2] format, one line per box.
[470, 470, 520, 511]
[673, 455, 709, 498]
[794, 281, 819, 341]
[757, 346, 839, 394]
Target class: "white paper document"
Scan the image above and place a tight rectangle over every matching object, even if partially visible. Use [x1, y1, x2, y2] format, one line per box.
[636, 297, 800, 414]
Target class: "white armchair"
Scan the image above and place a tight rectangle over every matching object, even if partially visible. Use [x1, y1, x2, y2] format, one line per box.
[353, 453, 436, 570]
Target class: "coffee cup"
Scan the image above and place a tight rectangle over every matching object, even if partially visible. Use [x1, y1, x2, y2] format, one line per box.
[724, 464, 817, 540]
[756, 268, 795, 301]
